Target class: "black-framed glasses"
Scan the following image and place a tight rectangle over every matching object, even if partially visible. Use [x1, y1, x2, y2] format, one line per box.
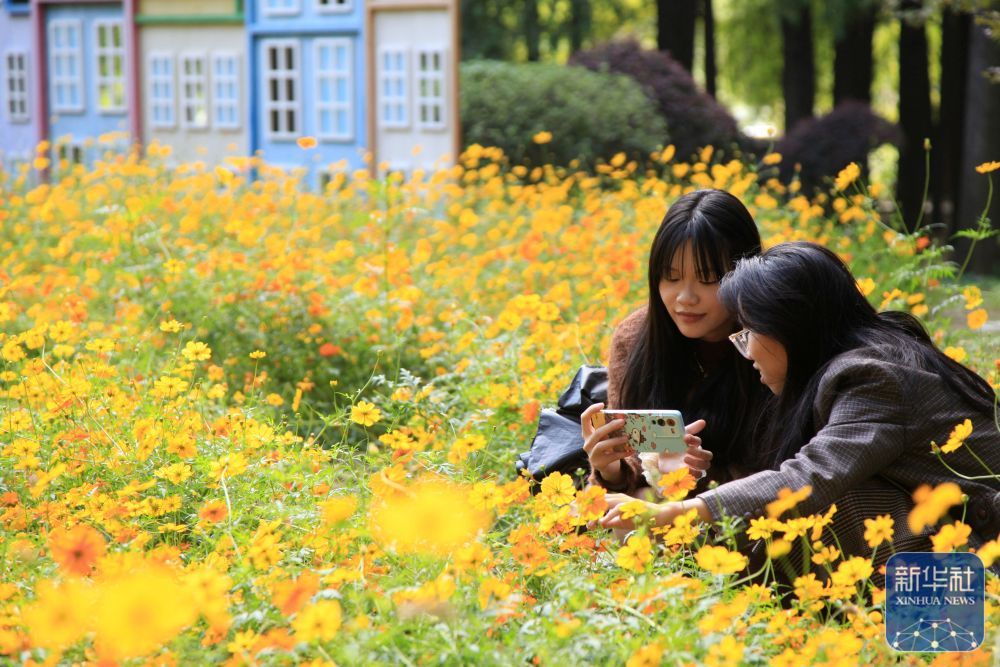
[729, 328, 752, 359]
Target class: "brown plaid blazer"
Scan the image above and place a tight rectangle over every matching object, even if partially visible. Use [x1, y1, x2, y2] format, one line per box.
[697, 347, 1000, 564]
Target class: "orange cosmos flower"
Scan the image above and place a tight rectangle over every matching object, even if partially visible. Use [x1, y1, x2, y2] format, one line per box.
[271, 571, 320, 616]
[198, 499, 229, 524]
[48, 524, 107, 576]
[318, 342, 340, 357]
[297, 136, 318, 150]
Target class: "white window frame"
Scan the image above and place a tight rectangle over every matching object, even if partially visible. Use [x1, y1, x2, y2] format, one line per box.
[147, 52, 175, 129]
[57, 141, 85, 165]
[4, 51, 30, 123]
[313, 38, 353, 142]
[48, 18, 84, 114]
[315, 0, 352, 13]
[378, 46, 408, 130]
[211, 52, 241, 130]
[415, 47, 446, 130]
[262, 0, 300, 17]
[262, 39, 301, 141]
[93, 20, 125, 113]
[180, 52, 209, 130]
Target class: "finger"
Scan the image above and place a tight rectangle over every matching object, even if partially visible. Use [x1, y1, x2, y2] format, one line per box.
[684, 419, 707, 436]
[683, 434, 702, 448]
[684, 445, 713, 461]
[602, 513, 634, 531]
[599, 506, 622, 527]
[580, 403, 604, 436]
[683, 454, 710, 471]
[584, 433, 626, 458]
[592, 417, 625, 439]
[604, 493, 631, 508]
[591, 437, 630, 459]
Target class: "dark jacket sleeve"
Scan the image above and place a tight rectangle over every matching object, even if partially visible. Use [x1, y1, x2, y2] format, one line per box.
[697, 355, 908, 521]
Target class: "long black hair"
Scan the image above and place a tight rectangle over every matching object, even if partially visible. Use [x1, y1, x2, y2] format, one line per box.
[618, 188, 765, 470]
[719, 241, 995, 469]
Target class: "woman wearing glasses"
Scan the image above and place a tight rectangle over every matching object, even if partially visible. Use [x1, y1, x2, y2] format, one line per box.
[581, 189, 769, 503]
[602, 241, 1000, 561]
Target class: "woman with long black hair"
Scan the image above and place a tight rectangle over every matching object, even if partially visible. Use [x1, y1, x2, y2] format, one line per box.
[582, 189, 768, 500]
[602, 241, 1000, 560]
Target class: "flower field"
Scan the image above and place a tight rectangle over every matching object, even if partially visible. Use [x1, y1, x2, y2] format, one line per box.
[0, 140, 997, 665]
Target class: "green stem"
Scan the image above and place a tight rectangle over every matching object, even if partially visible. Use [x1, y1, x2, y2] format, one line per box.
[912, 143, 931, 233]
[957, 175, 993, 280]
[933, 447, 998, 481]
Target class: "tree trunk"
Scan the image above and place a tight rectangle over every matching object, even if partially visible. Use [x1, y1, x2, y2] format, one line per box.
[956, 20, 1000, 275]
[781, 3, 815, 132]
[657, 0, 697, 72]
[525, 0, 540, 61]
[704, 0, 716, 97]
[897, 2, 933, 229]
[934, 8, 970, 240]
[568, 0, 590, 54]
[833, 5, 875, 105]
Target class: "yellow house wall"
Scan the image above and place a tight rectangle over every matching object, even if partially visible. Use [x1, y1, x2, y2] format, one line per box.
[138, 0, 235, 17]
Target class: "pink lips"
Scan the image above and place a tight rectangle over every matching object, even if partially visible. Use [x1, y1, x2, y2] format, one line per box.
[675, 312, 705, 324]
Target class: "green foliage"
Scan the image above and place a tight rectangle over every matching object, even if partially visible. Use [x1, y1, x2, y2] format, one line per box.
[460, 60, 668, 168]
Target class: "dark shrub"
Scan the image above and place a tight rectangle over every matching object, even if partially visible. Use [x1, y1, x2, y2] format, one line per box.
[460, 60, 668, 169]
[569, 40, 749, 160]
[774, 101, 900, 192]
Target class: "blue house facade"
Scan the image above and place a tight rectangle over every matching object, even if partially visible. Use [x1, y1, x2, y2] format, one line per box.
[36, 0, 131, 166]
[247, 0, 366, 187]
[1, 0, 38, 170]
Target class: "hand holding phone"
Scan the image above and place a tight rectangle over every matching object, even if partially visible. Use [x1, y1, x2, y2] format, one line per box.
[601, 409, 686, 454]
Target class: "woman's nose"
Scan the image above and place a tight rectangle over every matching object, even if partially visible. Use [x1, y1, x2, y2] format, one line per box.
[677, 284, 698, 304]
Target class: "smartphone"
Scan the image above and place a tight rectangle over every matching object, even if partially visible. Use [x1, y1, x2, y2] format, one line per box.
[601, 409, 686, 454]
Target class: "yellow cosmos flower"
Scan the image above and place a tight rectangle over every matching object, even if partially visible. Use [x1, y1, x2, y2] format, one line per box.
[856, 277, 875, 297]
[369, 478, 490, 556]
[296, 136, 318, 150]
[765, 485, 813, 519]
[539, 472, 576, 506]
[656, 467, 697, 502]
[292, 599, 342, 642]
[532, 131, 552, 145]
[834, 162, 861, 191]
[705, 636, 744, 667]
[908, 482, 963, 533]
[159, 319, 183, 333]
[181, 341, 211, 362]
[962, 286, 983, 310]
[93, 565, 198, 660]
[22, 579, 95, 650]
[694, 544, 747, 575]
[863, 514, 894, 548]
[626, 642, 664, 667]
[940, 418, 973, 454]
[931, 521, 972, 552]
[616, 533, 653, 572]
[319, 494, 357, 524]
[974, 161, 1000, 174]
[350, 400, 381, 427]
[944, 346, 967, 363]
[967, 308, 988, 330]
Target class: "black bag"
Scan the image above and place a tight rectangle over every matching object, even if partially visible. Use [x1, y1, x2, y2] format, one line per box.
[515, 365, 608, 489]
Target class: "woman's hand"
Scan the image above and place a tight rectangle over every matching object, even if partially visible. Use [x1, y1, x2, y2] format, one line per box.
[656, 419, 712, 477]
[599, 497, 712, 533]
[581, 403, 631, 484]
